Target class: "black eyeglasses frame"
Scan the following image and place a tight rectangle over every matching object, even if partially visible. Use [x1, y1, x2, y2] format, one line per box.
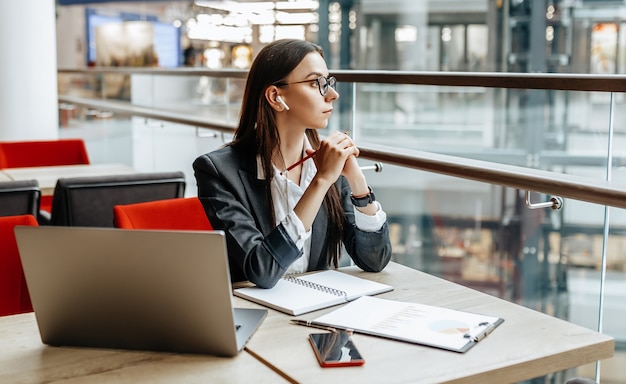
[273, 76, 337, 96]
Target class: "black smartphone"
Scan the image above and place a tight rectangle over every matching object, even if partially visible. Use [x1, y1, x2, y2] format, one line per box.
[308, 331, 365, 367]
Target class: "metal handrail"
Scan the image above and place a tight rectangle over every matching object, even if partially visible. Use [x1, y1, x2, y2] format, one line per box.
[59, 67, 626, 92]
[58, 95, 235, 134]
[357, 145, 626, 210]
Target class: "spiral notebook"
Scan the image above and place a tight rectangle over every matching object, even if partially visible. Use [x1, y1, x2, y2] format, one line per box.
[233, 270, 393, 316]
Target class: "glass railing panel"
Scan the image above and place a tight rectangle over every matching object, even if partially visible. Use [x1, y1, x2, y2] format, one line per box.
[347, 83, 492, 154]
[58, 72, 101, 98]
[57, 72, 132, 101]
[612, 92, 626, 185]
[366, 163, 623, 383]
[367, 164, 512, 299]
[345, 83, 626, 188]
[561, 206, 626, 384]
[59, 71, 246, 127]
[101, 73, 131, 101]
[129, 74, 244, 125]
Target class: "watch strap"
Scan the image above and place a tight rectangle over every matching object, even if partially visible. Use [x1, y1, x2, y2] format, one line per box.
[350, 186, 375, 207]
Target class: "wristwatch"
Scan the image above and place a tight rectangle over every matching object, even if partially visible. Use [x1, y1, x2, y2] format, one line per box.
[350, 186, 376, 207]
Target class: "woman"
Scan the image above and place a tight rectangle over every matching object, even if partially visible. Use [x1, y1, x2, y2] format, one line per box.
[193, 39, 391, 288]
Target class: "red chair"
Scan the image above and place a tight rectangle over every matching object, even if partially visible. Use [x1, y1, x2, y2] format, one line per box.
[0, 139, 90, 168]
[113, 197, 212, 230]
[0, 214, 38, 316]
[0, 139, 90, 219]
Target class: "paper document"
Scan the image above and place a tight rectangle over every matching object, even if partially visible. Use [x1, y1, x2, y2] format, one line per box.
[310, 296, 503, 353]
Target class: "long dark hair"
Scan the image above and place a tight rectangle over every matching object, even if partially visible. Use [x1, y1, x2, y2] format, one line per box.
[230, 39, 344, 267]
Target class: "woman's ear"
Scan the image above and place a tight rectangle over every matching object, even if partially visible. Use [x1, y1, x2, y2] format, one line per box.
[265, 86, 288, 111]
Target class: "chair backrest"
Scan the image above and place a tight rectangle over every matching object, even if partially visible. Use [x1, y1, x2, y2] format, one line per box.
[0, 214, 38, 316]
[0, 180, 41, 218]
[0, 139, 90, 169]
[50, 171, 186, 227]
[114, 197, 212, 230]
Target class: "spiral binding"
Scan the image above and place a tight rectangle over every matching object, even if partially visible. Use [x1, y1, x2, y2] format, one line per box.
[283, 275, 348, 298]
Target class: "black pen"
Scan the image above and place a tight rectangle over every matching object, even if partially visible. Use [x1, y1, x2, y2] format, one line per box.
[290, 319, 340, 333]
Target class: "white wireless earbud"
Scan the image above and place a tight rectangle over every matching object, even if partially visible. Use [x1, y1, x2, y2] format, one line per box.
[276, 96, 290, 110]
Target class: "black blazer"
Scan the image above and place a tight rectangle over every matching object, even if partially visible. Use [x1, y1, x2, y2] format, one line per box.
[193, 145, 392, 288]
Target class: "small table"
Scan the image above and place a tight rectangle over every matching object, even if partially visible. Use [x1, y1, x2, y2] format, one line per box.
[2, 163, 137, 195]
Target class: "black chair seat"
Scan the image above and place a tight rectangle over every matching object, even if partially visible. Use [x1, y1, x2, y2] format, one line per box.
[49, 171, 186, 227]
[0, 180, 41, 218]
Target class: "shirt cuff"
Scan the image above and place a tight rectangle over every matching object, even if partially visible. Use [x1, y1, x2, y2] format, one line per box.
[281, 211, 311, 249]
[354, 201, 387, 232]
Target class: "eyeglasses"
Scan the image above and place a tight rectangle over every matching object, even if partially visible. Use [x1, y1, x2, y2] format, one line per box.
[274, 76, 337, 96]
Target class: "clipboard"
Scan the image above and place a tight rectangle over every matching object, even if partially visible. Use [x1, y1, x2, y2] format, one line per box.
[300, 296, 504, 353]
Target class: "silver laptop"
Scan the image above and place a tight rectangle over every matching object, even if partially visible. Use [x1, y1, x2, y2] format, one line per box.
[14, 226, 267, 357]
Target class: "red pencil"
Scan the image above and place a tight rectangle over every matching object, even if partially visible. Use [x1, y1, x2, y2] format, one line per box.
[280, 132, 351, 175]
[281, 151, 317, 175]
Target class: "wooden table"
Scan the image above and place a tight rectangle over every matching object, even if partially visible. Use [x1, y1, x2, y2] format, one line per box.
[242, 262, 614, 384]
[0, 262, 614, 383]
[0, 313, 287, 383]
[1, 163, 136, 195]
